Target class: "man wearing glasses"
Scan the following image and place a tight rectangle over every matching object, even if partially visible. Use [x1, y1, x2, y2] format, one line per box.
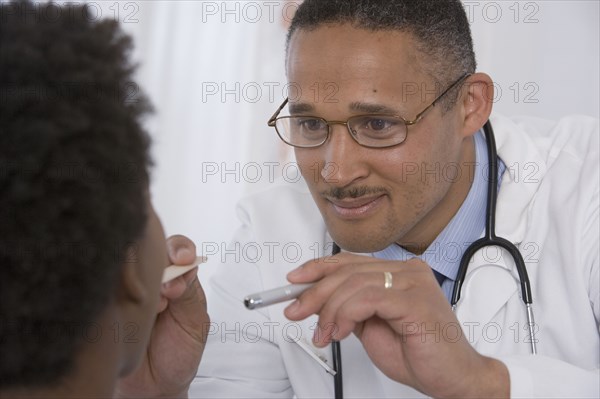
[186, 0, 599, 397]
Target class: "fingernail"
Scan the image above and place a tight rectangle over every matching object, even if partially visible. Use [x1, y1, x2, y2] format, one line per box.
[287, 265, 304, 279]
[312, 329, 326, 347]
[175, 247, 192, 261]
[285, 300, 300, 315]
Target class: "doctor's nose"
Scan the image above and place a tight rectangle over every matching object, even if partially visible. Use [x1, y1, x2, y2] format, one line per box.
[320, 124, 368, 187]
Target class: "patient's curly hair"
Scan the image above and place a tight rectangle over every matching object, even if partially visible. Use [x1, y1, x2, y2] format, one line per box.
[0, 0, 152, 388]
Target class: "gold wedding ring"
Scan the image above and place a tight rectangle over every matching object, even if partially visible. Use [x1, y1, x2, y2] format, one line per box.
[384, 272, 393, 289]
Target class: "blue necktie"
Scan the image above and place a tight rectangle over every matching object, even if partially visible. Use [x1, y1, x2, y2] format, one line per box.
[433, 269, 446, 286]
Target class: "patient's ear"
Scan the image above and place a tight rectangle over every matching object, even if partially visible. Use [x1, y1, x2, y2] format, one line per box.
[117, 244, 147, 305]
[113, 243, 149, 377]
[460, 72, 494, 136]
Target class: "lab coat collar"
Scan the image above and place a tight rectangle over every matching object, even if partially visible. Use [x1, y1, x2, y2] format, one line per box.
[491, 114, 548, 244]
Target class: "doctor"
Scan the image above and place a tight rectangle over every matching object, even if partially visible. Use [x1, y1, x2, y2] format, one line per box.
[187, 0, 599, 397]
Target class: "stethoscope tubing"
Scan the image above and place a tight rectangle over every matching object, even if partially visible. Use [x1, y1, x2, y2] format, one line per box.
[331, 243, 344, 399]
[450, 121, 537, 355]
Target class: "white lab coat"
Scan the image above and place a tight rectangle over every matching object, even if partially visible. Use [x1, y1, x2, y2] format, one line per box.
[190, 114, 599, 398]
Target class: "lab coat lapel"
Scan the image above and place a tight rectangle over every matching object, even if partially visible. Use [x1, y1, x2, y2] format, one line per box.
[454, 250, 520, 345]
[258, 214, 339, 397]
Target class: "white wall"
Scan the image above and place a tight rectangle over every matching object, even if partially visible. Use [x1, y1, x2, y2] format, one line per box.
[468, 0, 599, 119]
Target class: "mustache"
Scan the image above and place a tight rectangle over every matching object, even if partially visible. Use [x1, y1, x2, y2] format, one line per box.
[321, 186, 387, 200]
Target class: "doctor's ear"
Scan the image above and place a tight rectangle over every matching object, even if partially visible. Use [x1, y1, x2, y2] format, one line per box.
[460, 73, 494, 136]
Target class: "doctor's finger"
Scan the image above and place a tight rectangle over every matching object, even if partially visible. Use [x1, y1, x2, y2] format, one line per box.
[312, 285, 393, 346]
[166, 234, 197, 265]
[284, 269, 351, 321]
[285, 264, 400, 321]
[286, 255, 343, 284]
[287, 252, 380, 284]
[316, 273, 451, 346]
[316, 271, 406, 327]
[313, 270, 422, 343]
[161, 267, 198, 300]
[157, 296, 168, 313]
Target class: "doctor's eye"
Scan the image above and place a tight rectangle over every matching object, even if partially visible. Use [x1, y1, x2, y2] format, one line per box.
[352, 116, 404, 138]
[294, 117, 328, 132]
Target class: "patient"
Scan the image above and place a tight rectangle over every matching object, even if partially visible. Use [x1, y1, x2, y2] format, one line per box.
[0, 1, 185, 397]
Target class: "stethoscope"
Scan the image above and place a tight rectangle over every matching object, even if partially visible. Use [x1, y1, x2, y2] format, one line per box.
[328, 121, 536, 399]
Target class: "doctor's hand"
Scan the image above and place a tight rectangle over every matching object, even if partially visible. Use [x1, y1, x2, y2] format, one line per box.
[284, 252, 509, 399]
[116, 235, 209, 398]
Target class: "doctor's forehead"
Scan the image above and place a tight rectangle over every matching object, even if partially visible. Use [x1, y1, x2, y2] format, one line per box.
[286, 24, 425, 77]
[285, 28, 432, 111]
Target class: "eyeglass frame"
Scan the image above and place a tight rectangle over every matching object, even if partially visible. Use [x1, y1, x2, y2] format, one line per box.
[267, 73, 472, 149]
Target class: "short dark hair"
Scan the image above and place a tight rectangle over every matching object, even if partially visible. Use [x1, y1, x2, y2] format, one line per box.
[287, 0, 476, 108]
[0, 0, 152, 388]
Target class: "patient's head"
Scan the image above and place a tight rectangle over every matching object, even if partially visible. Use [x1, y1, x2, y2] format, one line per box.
[0, 0, 166, 391]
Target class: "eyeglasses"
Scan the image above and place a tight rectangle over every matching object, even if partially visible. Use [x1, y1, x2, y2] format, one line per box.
[268, 73, 471, 149]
